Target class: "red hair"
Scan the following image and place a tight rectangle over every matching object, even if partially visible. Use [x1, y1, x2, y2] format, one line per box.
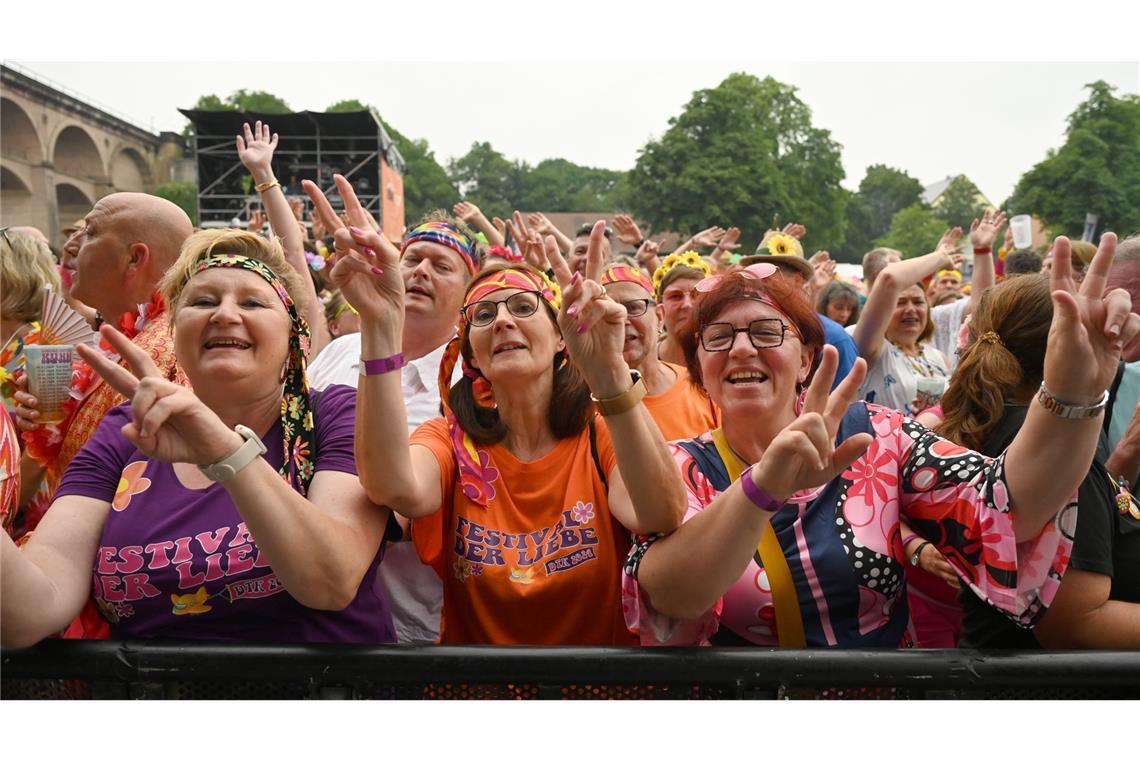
[680, 270, 825, 395]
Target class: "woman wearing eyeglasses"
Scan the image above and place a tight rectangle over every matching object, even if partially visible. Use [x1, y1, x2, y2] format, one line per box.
[332, 219, 686, 644]
[622, 236, 1139, 648]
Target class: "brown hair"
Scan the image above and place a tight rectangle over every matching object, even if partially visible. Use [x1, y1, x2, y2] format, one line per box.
[448, 263, 593, 444]
[936, 275, 1052, 450]
[816, 280, 862, 326]
[681, 270, 826, 396]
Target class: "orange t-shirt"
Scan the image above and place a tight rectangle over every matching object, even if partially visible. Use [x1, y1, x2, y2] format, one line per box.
[410, 417, 637, 645]
[644, 363, 721, 442]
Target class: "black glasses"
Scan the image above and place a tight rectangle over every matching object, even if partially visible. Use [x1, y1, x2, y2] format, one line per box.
[620, 299, 655, 317]
[462, 291, 543, 327]
[700, 318, 792, 352]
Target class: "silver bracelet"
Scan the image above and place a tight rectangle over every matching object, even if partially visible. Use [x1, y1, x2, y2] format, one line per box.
[1036, 382, 1109, 419]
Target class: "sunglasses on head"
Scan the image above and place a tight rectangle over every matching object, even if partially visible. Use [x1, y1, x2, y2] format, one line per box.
[693, 262, 778, 294]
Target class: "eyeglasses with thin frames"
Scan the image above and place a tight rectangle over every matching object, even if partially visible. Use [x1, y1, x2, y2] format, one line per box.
[462, 290, 543, 328]
[700, 318, 793, 352]
[619, 299, 655, 317]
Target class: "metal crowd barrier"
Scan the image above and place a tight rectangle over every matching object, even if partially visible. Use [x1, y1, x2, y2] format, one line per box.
[3, 641, 1139, 699]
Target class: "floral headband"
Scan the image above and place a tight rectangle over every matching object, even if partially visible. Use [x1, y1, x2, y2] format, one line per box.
[600, 263, 654, 296]
[186, 254, 317, 496]
[652, 250, 711, 299]
[438, 267, 563, 509]
[402, 221, 479, 275]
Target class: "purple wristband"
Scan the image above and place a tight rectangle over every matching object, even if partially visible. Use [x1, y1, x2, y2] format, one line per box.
[360, 352, 406, 376]
[901, 533, 924, 551]
[740, 464, 784, 514]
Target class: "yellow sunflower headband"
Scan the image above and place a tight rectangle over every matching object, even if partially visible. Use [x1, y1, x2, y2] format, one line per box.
[652, 250, 711, 300]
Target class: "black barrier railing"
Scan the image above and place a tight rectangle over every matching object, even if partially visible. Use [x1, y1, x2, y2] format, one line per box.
[3, 641, 1139, 699]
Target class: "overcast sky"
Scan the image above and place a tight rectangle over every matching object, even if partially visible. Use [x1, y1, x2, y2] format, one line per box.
[5, 2, 1138, 209]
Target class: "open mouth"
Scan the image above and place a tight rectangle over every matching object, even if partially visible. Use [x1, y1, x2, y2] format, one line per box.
[726, 370, 768, 385]
[493, 341, 527, 355]
[204, 338, 252, 350]
[406, 285, 432, 299]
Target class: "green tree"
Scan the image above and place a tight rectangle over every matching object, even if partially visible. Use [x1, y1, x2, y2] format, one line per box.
[838, 165, 924, 262]
[448, 141, 526, 219]
[325, 99, 369, 113]
[153, 181, 198, 226]
[933, 175, 988, 230]
[522, 158, 623, 211]
[183, 90, 292, 138]
[376, 117, 457, 223]
[627, 72, 847, 252]
[875, 204, 946, 257]
[1007, 81, 1140, 240]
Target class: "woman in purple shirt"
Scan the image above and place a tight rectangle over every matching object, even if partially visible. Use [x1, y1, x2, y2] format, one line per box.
[1, 229, 394, 646]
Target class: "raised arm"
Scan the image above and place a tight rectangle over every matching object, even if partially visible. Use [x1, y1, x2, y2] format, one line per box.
[548, 222, 686, 535]
[965, 209, 1005, 314]
[853, 228, 963, 363]
[1003, 234, 1140, 540]
[672, 226, 725, 256]
[237, 121, 331, 358]
[526, 212, 572, 255]
[453, 201, 505, 246]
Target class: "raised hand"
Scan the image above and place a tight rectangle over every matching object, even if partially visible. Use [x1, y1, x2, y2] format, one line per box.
[717, 227, 742, 252]
[635, 239, 662, 274]
[247, 209, 266, 234]
[782, 223, 807, 240]
[526, 212, 557, 237]
[288, 197, 305, 222]
[305, 176, 403, 325]
[812, 256, 837, 294]
[74, 326, 240, 465]
[235, 121, 278, 177]
[491, 216, 507, 240]
[690, 226, 726, 249]
[506, 211, 549, 271]
[751, 347, 872, 502]
[612, 214, 643, 246]
[547, 221, 630, 396]
[934, 227, 963, 261]
[1044, 233, 1140, 406]
[452, 201, 483, 226]
[969, 209, 1007, 250]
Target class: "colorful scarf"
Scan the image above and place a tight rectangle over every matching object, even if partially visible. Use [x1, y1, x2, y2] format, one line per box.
[402, 221, 479, 275]
[600, 263, 655, 297]
[187, 255, 316, 495]
[437, 267, 562, 509]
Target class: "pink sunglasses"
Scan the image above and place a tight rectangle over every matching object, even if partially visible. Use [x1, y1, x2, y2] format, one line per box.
[694, 262, 779, 294]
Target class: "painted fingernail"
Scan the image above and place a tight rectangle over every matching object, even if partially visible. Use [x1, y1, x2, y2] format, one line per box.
[567, 305, 579, 317]
[571, 272, 581, 285]
[576, 323, 588, 334]
[363, 247, 376, 258]
[371, 267, 383, 276]
[349, 226, 364, 235]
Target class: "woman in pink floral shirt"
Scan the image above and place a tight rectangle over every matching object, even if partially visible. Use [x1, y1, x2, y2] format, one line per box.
[623, 236, 1138, 647]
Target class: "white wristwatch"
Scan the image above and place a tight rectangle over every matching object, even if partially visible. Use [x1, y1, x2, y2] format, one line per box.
[198, 424, 267, 482]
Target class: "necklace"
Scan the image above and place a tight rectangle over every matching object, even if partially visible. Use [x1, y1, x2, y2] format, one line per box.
[890, 341, 944, 379]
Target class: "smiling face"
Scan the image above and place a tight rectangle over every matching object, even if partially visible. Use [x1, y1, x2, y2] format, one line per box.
[172, 268, 292, 388]
[400, 240, 469, 325]
[657, 275, 702, 338]
[697, 299, 813, 420]
[465, 287, 564, 385]
[568, 233, 612, 276]
[604, 280, 657, 368]
[931, 274, 962, 295]
[887, 284, 930, 345]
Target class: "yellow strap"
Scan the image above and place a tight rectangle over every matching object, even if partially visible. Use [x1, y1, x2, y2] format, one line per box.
[711, 429, 807, 648]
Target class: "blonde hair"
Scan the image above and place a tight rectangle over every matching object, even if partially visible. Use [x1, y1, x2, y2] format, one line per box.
[160, 229, 308, 315]
[1, 231, 62, 323]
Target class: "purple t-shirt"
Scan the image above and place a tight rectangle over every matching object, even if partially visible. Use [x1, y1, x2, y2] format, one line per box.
[55, 384, 395, 644]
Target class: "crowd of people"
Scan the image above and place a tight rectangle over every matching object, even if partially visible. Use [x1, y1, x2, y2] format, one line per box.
[2, 120, 1139, 655]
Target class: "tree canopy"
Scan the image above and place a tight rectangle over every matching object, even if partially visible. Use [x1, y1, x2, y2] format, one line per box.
[875, 203, 947, 258]
[933, 175, 988, 230]
[837, 164, 925, 262]
[626, 72, 848, 251]
[1007, 81, 1140, 240]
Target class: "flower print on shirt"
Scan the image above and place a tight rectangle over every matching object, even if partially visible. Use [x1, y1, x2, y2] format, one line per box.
[112, 461, 152, 511]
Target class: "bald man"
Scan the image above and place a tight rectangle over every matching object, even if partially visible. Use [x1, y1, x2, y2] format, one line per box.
[12, 192, 194, 637]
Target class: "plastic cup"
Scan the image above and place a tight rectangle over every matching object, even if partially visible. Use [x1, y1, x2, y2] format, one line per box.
[914, 376, 947, 414]
[24, 344, 74, 424]
[1009, 215, 1033, 250]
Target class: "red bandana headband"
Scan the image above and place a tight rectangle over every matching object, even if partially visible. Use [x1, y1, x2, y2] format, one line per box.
[600, 264, 655, 297]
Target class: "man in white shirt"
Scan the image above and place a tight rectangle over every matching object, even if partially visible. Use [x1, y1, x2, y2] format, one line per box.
[308, 216, 476, 644]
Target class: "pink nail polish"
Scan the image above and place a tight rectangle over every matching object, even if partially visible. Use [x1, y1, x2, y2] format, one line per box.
[571, 272, 581, 285]
[363, 247, 376, 258]
[349, 226, 363, 235]
[576, 323, 587, 334]
[371, 267, 383, 276]
[567, 305, 579, 317]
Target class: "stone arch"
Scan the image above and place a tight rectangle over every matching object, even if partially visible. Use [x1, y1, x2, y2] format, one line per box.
[55, 183, 94, 226]
[52, 124, 104, 182]
[1, 166, 35, 224]
[109, 146, 152, 191]
[1, 97, 44, 164]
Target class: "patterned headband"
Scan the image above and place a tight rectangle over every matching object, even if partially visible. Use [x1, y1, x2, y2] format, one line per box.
[438, 267, 563, 509]
[934, 269, 962, 281]
[402, 221, 479, 275]
[652, 250, 711, 299]
[187, 254, 316, 496]
[600, 263, 655, 297]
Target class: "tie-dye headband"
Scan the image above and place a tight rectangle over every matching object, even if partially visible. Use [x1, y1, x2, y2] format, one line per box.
[402, 221, 479, 275]
[438, 266, 563, 509]
[600, 263, 655, 297]
[187, 254, 316, 496]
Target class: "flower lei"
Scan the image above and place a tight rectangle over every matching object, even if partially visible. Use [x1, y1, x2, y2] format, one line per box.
[22, 292, 168, 470]
[652, 250, 711, 299]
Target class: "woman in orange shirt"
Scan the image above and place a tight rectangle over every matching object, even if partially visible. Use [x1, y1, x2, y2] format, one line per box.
[328, 202, 686, 644]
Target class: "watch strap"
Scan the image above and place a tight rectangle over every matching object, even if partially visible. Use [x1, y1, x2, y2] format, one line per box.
[591, 370, 646, 416]
[198, 424, 268, 483]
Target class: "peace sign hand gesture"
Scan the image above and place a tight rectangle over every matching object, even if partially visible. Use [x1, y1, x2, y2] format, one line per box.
[547, 220, 630, 397]
[750, 347, 873, 503]
[304, 175, 404, 328]
[75, 326, 242, 466]
[1044, 233, 1140, 405]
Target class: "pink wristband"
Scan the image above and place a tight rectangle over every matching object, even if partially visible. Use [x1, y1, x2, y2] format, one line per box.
[740, 465, 784, 514]
[360, 352, 406, 376]
[901, 533, 924, 551]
